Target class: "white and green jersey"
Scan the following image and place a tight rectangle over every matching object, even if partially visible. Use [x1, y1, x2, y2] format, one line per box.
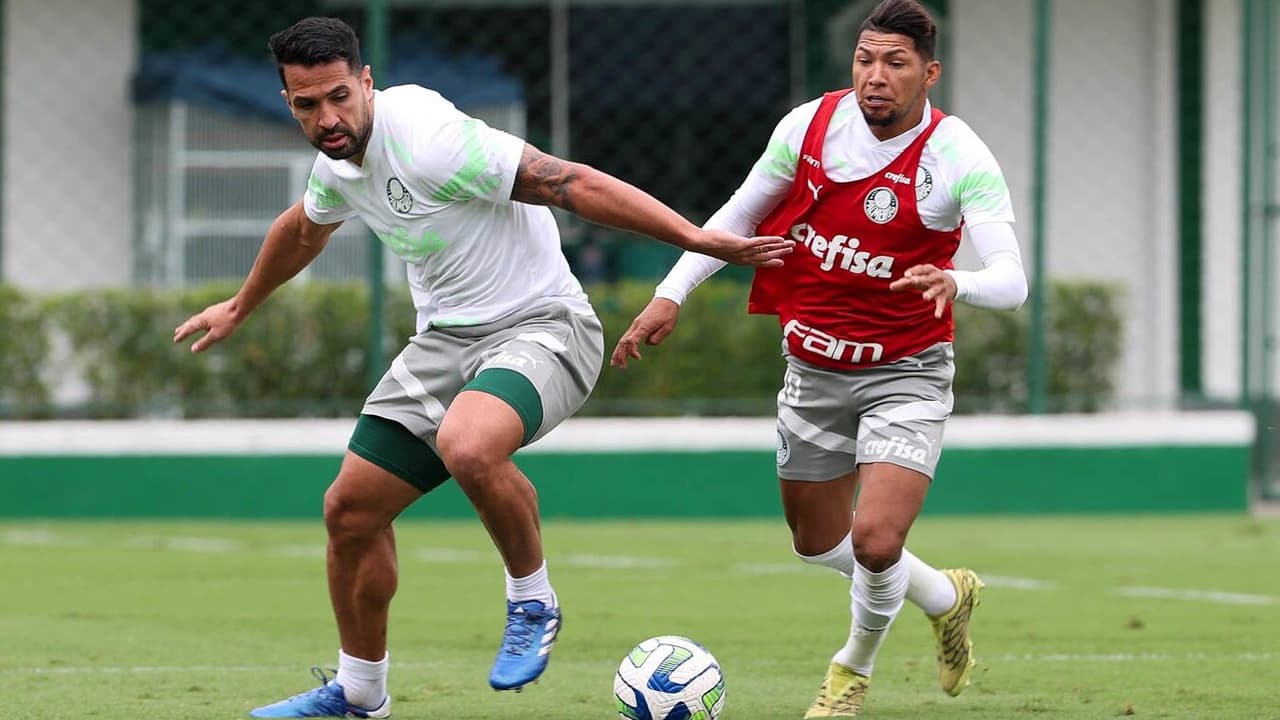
[753, 95, 1015, 231]
[303, 85, 593, 330]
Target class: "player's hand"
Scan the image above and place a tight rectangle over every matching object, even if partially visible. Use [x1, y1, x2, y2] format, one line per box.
[173, 298, 245, 353]
[889, 264, 957, 318]
[610, 298, 681, 369]
[688, 229, 794, 267]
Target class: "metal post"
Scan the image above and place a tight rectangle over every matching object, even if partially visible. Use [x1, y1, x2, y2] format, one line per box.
[0, 0, 6, 282]
[1176, 0, 1205, 401]
[550, 0, 570, 160]
[168, 102, 189, 288]
[365, 0, 388, 390]
[788, 0, 807, 108]
[1028, 0, 1052, 414]
[1241, 0, 1255, 406]
[1261, 0, 1275, 403]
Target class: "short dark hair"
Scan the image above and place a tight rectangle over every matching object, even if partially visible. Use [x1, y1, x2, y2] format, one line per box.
[859, 0, 938, 61]
[268, 17, 363, 89]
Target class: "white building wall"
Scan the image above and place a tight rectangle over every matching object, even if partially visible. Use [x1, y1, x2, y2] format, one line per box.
[2, 0, 135, 291]
[951, 0, 1180, 408]
[1203, 0, 1243, 402]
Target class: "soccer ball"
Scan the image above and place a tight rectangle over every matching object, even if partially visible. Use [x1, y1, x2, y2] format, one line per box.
[614, 635, 727, 720]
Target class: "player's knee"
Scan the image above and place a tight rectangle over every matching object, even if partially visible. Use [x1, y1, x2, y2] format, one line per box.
[435, 430, 504, 483]
[323, 483, 381, 542]
[792, 531, 837, 561]
[851, 524, 907, 572]
[788, 511, 852, 559]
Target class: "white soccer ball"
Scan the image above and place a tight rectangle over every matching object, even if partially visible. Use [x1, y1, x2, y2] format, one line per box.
[614, 635, 727, 720]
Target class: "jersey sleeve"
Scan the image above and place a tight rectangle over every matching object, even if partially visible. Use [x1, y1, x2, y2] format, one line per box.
[412, 113, 525, 205]
[934, 119, 1016, 228]
[302, 158, 357, 225]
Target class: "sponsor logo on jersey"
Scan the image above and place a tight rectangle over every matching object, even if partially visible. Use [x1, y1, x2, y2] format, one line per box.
[864, 187, 898, 224]
[490, 350, 543, 370]
[915, 167, 933, 202]
[789, 223, 895, 277]
[387, 177, 414, 214]
[802, 154, 821, 168]
[864, 435, 930, 464]
[883, 171, 913, 186]
[783, 319, 885, 364]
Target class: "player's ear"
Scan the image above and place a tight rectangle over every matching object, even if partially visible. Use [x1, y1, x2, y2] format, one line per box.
[361, 65, 374, 95]
[280, 89, 298, 117]
[924, 60, 941, 90]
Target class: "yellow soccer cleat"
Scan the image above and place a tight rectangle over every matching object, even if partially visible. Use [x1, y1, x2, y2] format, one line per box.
[928, 568, 984, 696]
[804, 662, 871, 718]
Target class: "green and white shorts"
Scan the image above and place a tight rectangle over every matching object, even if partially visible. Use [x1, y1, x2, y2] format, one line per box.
[775, 342, 956, 482]
[362, 302, 604, 453]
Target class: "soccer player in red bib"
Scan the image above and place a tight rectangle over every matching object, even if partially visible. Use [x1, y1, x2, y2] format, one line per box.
[611, 0, 1027, 715]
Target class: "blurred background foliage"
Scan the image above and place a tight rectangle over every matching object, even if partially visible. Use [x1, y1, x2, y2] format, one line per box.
[0, 279, 1120, 419]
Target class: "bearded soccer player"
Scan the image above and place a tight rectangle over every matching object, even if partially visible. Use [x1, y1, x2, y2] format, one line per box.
[173, 16, 792, 719]
[611, 0, 1027, 715]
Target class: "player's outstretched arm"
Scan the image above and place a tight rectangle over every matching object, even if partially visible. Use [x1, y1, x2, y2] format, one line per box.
[510, 144, 793, 267]
[610, 298, 681, 369]
[174, 202, 341, 353]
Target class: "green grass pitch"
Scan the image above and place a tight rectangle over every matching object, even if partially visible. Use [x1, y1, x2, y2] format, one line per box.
[2, 515, 1277, 719]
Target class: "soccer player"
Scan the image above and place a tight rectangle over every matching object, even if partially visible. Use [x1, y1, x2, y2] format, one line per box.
[610, 0, 1027, 716]
[173, 16, 792, 719]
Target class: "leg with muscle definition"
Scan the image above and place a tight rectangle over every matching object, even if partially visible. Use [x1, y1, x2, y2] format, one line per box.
[437, 389, 561, 691]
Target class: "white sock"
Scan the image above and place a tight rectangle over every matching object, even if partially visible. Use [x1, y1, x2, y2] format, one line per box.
[795, 532, 857, 577]
[833, 559, 909, 676]
[506, 561, 557, 607]
[794, 531, 955, 615]
[901, 549, 957, 616]
[335, 649, 388, 710]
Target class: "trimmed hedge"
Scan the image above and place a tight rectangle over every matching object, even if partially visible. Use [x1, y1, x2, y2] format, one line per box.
[0, 286, 51, 417]
[0, 279, 1120, 418]
[590, 279, 1122, 415]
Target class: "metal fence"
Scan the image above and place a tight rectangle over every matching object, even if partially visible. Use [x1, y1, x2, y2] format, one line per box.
[1, 0, 1274, 492]
[1241, 0, 1279, 499]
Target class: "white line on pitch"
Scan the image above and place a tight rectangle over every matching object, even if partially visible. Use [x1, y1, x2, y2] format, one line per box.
[6, 652, 1276, 677]
[5, 532, 1275, 607]
[124, 536, 240, 553]
[2, 529, 64, 545]
[980, 574, 1056, 590]
[273, 544, 327, 558]
[1, 660, 451, 677]
[1113, 586, 1278, 606]
[562, 554, 673, 569]
[732, 562, 809, 575]
[988, 652, 1279, 663]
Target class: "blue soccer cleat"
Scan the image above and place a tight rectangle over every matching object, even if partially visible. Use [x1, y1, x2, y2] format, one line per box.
[249, 667, 390, 718]
[488, 599, 562, 691]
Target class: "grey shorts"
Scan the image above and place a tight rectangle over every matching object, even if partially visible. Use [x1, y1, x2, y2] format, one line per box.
[775, 342, 955, 481]
[362, 302, 604, 450]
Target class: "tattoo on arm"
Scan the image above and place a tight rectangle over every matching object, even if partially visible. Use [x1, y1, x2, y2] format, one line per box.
[512, 144, 578, 212]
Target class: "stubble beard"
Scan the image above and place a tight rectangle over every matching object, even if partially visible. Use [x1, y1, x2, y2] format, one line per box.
[861, 104, 901, 128]
[314, 121, 372, 161]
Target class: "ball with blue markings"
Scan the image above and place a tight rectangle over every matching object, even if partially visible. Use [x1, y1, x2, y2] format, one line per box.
[614, 635, 726, 720]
